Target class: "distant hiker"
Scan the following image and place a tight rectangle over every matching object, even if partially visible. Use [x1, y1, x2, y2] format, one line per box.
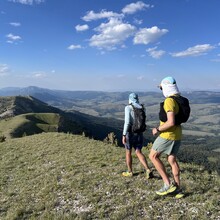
[149, 76, 189, 197]
[122, 92, 153, 179]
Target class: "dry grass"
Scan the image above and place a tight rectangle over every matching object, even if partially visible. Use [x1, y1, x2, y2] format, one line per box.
[0, 133, 219, 220]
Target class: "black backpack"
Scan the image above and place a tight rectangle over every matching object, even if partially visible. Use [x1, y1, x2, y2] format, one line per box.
[130, 104, 146, 133]
[159, 95, 190, 125]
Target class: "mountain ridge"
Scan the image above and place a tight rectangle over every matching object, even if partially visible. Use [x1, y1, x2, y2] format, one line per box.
[0, 95, 124, 143]
[1, 86, 219, 104]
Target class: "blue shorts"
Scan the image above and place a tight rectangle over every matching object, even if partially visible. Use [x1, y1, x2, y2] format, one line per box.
[124, 133, 143, 150]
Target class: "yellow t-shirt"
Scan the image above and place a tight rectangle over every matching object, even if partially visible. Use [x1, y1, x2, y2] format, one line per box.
[159, 97, 182, 140]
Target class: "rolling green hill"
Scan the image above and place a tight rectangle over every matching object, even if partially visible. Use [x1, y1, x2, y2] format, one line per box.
[0, 96, 86, 139]
[0, 96, 125, 144]
[0, 132, 219, 220]
[0, 96, 60, 116]
[0, 113, 60, 138]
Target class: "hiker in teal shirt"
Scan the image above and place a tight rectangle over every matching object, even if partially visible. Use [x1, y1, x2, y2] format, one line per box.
[122, 93, 153, 179]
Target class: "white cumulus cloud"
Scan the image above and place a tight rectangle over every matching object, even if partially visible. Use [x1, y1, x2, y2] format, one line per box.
[75, 24, 89, 32]
[0, 64, 10, 76]
[9, 0, 44, 5]
[146, 47, 166, 59]
[32, 71, 46, 78]
[133, 18, 143, 25]
[67, 44, 83, 50]
[122, 1, 153, 14]
[10, 22, 21, 27]
[82, 10, 122, 22]
[133, 26, 168, 45]
[6, 33, 21, 43]
[171, 44, 215, 57]
[89, 18, 136, 50]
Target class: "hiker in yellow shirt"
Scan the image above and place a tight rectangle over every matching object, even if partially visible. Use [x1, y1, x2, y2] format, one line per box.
[149, 76, 184, 197]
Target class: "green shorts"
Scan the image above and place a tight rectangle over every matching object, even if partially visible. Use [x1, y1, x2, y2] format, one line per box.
[152, 136, 181, 156]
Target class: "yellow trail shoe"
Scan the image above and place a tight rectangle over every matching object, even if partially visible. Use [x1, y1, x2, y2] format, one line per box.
[122, 171, 133, 177]
[146, 170, 154, 179]
[169, 187, 185, 198]
[156, 183, 177, 196]
[174, 188, 185, 199]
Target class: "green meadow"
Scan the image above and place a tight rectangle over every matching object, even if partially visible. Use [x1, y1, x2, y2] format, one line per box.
[0, 133, 219, 220]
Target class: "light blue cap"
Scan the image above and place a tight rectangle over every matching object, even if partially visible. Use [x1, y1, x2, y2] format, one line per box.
[129, 92, 139, 104]
[161, 76, 176, 85]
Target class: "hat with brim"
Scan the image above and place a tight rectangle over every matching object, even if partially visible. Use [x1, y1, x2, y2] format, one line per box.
[158, 76, 176, 89]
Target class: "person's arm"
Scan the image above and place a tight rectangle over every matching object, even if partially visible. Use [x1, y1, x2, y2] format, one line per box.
[122, 135, 126, 145]
[152, 111, 175, 135]
[122, 106, 131, 144]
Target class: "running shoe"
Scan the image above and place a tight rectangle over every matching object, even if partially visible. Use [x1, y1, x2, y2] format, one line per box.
[156, 183, 177, 196]
[146, 170, 154, 179]
[122, 171, 133, 177]
[174, 188, 185, 199]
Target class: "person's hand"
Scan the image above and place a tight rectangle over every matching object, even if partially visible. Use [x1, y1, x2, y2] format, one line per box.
[152, 128, 159, 136]
[122, 136, 126, 145]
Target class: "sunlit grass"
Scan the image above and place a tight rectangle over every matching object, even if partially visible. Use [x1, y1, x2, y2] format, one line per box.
[0, 133, 219, 219]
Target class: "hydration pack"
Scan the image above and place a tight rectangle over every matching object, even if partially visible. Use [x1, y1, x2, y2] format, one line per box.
[159, 95, 190, 125]
[130, 104, 146, 133]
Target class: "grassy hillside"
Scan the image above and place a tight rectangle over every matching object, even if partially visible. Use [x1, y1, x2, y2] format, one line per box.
[0, 96, 125, 143]
[0, 96, 60, 117]
[0, 113, 60, 138]
[0, 133, 219, 220]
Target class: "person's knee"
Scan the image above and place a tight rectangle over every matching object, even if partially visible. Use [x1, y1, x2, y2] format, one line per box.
[149, 150, 158, 161]
[168, 155, 177, 166]
[135, 149, 142, 157]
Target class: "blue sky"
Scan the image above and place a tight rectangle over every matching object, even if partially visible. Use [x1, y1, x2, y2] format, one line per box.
[0, 0, 220, 91]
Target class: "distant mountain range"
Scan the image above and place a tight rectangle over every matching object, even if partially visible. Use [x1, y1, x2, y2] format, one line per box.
[0, 86, 128, 102]
[0, 86, 219, 105]
[0, 86, 219, 141]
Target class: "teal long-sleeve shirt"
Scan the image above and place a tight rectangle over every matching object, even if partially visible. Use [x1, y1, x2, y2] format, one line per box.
[123, 105, 133, 136]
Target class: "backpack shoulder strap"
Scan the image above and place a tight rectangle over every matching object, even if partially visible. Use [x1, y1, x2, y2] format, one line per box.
[129, 103, 134, 109]
[169, 95, 181, 105]
[129, 103, 145, 110]
[170, 95, 183, 100]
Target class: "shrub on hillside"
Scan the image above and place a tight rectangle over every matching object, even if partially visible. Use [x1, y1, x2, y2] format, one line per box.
[104, 132, 118, 146]
[0, 135, 6, 142]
